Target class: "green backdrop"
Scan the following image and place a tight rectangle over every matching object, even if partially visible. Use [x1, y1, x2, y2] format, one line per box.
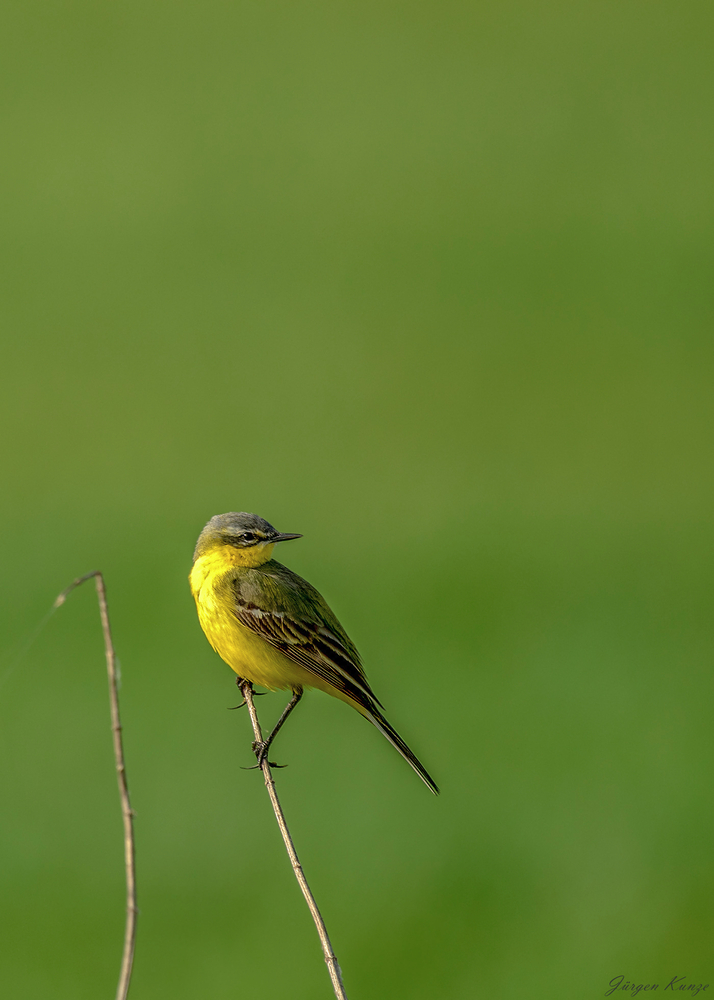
[1, 1, 712, 997]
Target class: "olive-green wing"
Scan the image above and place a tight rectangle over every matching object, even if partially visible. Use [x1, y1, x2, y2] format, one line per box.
[231, 560, 381, 707]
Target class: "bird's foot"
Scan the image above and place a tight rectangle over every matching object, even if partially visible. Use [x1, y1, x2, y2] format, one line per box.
[240, 761, 287, 770]
[249, 739, 287, 769]
[234, 677, 266, 694]
[230, 683, 267, 709]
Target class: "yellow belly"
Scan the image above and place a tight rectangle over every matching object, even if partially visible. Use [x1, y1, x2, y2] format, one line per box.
[190, 555, 313, 691]
[207, 614, 307, 689]
[189, 548, 365, 709]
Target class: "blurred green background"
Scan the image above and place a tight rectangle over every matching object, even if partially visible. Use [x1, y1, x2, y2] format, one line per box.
[1, 1, 712, 997]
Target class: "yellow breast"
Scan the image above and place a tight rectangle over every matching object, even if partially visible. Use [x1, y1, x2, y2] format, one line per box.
[189, 546, 313, 691]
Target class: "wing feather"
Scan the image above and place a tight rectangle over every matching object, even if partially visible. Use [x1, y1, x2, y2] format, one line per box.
[232, 563, 381, 707]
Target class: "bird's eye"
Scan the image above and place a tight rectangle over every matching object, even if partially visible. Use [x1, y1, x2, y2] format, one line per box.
[242, 531, 256, 543]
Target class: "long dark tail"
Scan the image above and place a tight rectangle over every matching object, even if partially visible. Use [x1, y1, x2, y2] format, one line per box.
[363, 705, 439, 794]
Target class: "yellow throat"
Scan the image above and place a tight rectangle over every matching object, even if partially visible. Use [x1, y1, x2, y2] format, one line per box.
[189, 540, 276, 597]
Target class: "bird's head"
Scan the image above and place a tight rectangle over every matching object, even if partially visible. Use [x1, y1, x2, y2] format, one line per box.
[193, 512, 302, 567]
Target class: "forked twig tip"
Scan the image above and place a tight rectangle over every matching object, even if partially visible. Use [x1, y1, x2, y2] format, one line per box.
[54, 570, 102, 609]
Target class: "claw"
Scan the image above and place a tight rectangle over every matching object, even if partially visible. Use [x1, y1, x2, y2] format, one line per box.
[234, 678, 265, 695]
[251, 739, 270, 766]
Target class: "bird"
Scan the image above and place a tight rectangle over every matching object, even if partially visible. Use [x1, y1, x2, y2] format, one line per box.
[189, 512, 438, 794]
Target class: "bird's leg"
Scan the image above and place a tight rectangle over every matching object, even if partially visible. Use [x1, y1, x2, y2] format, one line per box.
[252, 688, 303, 766]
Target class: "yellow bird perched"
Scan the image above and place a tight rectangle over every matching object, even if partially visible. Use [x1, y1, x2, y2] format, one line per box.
[190, 512, 438, 793]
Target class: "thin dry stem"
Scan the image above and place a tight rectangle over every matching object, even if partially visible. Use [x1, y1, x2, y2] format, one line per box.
[239, 681, 349, 1000]
[55, 571, 137, 1000]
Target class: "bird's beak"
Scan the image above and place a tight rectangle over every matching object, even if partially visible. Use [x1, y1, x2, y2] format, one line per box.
[270, 532, 303, 543]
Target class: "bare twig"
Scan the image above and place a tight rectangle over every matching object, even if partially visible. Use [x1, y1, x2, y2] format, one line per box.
[239, 680, 349, 1000]
[55, 571, 137, 1000]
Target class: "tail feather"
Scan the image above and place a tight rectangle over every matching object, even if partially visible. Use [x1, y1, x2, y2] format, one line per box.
[365, 706, 439, 794]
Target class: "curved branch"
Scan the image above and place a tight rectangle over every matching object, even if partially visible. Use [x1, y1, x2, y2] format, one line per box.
[55, 572, 137, 1000]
